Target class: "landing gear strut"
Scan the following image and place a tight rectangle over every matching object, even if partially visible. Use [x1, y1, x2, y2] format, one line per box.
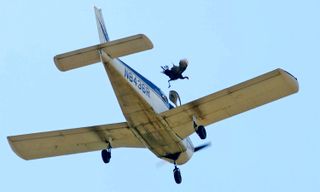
[193, 116, 207, 140]
[101, 147, 111, 164]
[173, 162, 182, 184]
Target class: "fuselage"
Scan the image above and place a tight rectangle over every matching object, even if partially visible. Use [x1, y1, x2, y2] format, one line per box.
[100, 51, 194, 165]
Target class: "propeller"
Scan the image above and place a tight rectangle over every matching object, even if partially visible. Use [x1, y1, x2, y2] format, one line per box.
[194, 142, 211, 152]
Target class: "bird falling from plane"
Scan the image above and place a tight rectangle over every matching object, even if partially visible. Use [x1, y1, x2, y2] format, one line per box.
[161, 59, 189, 88]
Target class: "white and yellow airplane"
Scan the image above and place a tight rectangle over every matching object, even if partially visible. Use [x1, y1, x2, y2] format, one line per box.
[7, 7, 299, 184]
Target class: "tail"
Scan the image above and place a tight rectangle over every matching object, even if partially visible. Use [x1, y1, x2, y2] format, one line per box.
[94, 6, 110, 43]
[54, 7, 153, 72]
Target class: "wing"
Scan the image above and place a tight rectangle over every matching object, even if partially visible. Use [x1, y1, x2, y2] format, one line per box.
[178, 59, 188, 74]
[7, 122, 145, 160]
[160, 68, 299, 139]
[170, 64, 180, 74]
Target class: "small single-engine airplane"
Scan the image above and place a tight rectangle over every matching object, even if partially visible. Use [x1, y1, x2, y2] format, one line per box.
[7, 7, 299, 184]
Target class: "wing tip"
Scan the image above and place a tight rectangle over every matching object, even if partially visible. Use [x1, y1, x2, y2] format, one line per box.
[7, 136, 30, 160]
[277, 68, 299, 94]
[53, 55, 68, 72]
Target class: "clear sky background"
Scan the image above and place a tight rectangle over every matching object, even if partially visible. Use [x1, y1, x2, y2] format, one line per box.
[0, 0, 319, 191]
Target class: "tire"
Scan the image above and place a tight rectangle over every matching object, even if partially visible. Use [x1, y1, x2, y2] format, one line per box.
[173, 167, 182, 184]
[196, 125, 207, 140]
[101, 149, 111, 164]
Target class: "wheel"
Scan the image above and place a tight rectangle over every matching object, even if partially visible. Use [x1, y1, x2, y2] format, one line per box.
[101, 149, 111, 163]
[101, 149, 111, 164]
[173, 167, 182, 184]
[196, 125, 207, 140]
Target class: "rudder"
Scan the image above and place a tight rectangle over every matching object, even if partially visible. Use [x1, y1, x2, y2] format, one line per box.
[94, 6, 110, 43]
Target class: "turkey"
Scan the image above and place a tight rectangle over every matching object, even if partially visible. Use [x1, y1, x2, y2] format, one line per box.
[161, 59, 189, 88]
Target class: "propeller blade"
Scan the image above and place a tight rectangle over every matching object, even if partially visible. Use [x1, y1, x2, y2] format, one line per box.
[194, 142, 211, 152]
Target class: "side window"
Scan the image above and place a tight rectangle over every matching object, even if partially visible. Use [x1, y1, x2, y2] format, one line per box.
[161, 94, 168, 103]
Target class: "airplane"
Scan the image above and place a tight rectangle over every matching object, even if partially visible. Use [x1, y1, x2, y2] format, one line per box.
[7, 7, 299, 184]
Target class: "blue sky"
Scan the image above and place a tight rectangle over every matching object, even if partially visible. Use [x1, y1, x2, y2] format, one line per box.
[0, 0, 319, 191]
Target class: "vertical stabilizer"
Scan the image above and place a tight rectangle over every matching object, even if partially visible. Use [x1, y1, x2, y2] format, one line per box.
[94, 6, 110, 43]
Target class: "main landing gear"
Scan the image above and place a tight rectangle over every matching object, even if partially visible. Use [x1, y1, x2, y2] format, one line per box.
[101, 147, 111, 164]
[173, 162, 182, 184]
[193, 116, 207, 140]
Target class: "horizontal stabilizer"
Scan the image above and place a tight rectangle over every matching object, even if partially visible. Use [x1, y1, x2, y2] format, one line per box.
[54, 34, 153, 71]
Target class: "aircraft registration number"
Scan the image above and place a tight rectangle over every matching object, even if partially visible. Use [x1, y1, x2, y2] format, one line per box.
[124, 68, 150, 98]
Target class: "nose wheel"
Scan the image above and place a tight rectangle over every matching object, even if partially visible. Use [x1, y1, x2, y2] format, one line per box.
[173, 162, 182, 184]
